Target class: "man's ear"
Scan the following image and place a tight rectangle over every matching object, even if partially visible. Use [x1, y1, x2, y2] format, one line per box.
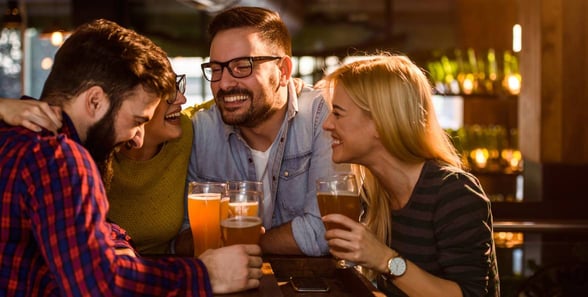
[84, 86, 109, 120]
[279, 56, 293, 87]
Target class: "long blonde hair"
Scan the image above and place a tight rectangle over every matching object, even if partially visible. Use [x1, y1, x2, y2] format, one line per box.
[324, 53, 462, 246]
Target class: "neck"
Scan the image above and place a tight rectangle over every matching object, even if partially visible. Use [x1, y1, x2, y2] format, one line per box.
[366, 153, 425, 209]
[62, 105, 88, 142]
[240, 104, 287, 151]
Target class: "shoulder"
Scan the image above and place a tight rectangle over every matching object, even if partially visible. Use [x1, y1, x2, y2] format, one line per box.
[297, 86, 327, 110]
[291, 87, 329, 129]
[419, 160, 490, 213]
[182, 99, 215, 118]
[3, 127, 100, 186]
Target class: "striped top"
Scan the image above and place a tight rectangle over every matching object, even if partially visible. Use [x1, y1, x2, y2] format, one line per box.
[0, 114, 212, 296]
[376, 160, 499, 297]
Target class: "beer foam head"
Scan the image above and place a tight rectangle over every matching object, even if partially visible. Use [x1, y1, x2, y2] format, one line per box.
[189, 193, 221, 200]
[221, 216, 262, 228]
[316, 191, 358, 197]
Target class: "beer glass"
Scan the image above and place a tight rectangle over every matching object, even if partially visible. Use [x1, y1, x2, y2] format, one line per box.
[188, 181, 227, 256]
[316, 173, 361, 269]
[220, 181, 263, 246]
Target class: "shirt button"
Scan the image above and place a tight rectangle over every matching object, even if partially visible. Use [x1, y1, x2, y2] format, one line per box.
[284, 171, 289, 177]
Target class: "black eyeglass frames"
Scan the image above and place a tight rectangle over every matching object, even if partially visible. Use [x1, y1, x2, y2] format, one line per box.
[201, 56, 282, 82]
[167, 74, 186, 104]
[176, 74, 186, 94]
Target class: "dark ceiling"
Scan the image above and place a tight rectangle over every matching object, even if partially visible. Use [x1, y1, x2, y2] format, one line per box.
[3, 0, 458, 59]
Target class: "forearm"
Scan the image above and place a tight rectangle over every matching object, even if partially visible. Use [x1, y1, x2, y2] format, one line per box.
[388, 260, 463, 297]
[259, 222, 303, 255]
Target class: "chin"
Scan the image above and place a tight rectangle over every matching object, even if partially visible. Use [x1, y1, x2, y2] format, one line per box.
[332, 153, 347, 164]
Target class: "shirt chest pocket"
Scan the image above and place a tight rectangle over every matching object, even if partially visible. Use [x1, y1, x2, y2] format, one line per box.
[277, 152, 311, 215]
[279, 151, 311, 181]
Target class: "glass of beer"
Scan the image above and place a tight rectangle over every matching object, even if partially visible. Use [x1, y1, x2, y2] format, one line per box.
[188, 181, 227, 256]
[221, 181, 263, 246]
[316, 173, 361, 269]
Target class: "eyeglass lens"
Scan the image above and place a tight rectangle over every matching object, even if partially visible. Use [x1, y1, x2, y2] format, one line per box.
[201, 56, 281, 82]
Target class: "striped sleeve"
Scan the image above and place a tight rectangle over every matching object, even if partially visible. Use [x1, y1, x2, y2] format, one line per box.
[433, 171, 495, 297]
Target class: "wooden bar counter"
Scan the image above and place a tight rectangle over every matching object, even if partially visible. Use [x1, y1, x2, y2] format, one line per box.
[218, 255, 383, 297]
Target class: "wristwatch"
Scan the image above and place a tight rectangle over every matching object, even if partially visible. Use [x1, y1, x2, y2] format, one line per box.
[387, 255, 407, 277]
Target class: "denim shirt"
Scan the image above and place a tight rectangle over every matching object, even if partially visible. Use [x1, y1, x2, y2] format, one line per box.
[188, 81, 343, 256]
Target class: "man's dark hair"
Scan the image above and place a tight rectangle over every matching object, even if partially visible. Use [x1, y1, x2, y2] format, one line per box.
[40, 19, 176, 114]
[208, 6, 292, 56]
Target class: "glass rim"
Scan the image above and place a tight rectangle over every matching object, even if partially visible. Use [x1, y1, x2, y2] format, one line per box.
[316, 173, 357, 182]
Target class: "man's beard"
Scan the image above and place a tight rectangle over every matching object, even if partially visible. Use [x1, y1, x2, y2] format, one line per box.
[216, 76, 279, 128]
[84, 112, 117, 191]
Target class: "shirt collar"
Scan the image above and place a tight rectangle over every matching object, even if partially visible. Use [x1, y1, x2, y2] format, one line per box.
[59, 112, 82, 144]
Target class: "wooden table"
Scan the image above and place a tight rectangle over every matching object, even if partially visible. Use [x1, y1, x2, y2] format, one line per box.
[217, 255, 383, 297]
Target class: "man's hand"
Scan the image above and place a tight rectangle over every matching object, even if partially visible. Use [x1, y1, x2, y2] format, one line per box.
[0, 98, 62, 134]
[199, 244, 263, 294]
[114, 248, 137, 258]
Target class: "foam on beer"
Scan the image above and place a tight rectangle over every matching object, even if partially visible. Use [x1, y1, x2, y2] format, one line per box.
[188, 193, 221, 200]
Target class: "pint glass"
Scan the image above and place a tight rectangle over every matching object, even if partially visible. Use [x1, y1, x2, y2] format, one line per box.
[220, 181, 263, 246]
[188, 182, 227, 256]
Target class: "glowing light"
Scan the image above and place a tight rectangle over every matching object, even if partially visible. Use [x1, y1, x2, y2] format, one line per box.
[513, 24, 522, 53]
[507, 74, 521, 95]
[470, 148, 489, 169]
[462, 74, 475, 95]
[41, 57, 53, 70]
[50, 31, 64, 47]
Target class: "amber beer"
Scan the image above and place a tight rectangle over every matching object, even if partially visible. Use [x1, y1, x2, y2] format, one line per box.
[317, 192, 361, 230]
[188, 193, 221, 256]
[221, 216, 262, 246]
[221, 188, 262, 246]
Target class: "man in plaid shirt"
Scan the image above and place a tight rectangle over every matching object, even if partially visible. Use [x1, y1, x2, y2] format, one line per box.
[0, 19, 261, 296]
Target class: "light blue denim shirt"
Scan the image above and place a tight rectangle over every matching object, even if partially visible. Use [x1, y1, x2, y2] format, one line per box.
[188, 81, 342, 256]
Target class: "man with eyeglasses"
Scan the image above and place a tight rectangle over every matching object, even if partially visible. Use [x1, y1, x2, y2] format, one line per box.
[187, 6, 344, 256]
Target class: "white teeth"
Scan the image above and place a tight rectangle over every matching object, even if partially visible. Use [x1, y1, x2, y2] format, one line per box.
[224, 95, 248, 103]
[332, 139, 341, 144]
[165, 111, 181, 120]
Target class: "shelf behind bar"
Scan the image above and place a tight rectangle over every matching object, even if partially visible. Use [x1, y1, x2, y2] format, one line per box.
[494, 219, 588, 233]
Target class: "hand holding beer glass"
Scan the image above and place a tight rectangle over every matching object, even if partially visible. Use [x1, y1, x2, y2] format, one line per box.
[316, 173, 361, 269]
[188, 182, 227, 256]
[220, 181, 263, 246]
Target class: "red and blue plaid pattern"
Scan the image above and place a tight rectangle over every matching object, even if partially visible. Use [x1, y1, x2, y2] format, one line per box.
[0, 113, 211, 296]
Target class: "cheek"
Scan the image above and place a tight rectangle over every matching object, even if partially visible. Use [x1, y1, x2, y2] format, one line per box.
[112, 122, 136, 144]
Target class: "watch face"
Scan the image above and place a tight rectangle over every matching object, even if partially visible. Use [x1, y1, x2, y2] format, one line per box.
[389, 257, 407, 276]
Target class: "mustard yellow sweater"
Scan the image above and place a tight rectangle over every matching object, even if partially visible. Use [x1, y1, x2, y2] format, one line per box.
[107, 114, 193, 255]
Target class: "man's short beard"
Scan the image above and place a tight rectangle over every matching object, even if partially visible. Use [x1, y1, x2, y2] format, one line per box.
[217, 76, 279, 127]
[83, 108, 118, 191]
[95, 152, 115, 192]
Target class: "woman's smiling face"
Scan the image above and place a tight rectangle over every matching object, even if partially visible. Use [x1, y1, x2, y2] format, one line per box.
[322, 83, 381, 165]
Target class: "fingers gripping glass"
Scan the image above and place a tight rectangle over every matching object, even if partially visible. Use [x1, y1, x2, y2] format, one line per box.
[201, 56, 282, 82]
[167, 74, 186, 104]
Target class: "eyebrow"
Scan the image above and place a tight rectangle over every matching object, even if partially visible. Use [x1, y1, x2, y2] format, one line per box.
[332, 104, 346, 112]
[135, 115, 151, 124]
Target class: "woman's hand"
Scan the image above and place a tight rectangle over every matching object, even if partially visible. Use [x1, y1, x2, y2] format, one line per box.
[323, 214, 393, 273]
[0, 98, 62, 134]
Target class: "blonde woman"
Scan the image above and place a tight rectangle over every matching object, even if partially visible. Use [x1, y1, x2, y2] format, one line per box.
[321, 54, 499, 297]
